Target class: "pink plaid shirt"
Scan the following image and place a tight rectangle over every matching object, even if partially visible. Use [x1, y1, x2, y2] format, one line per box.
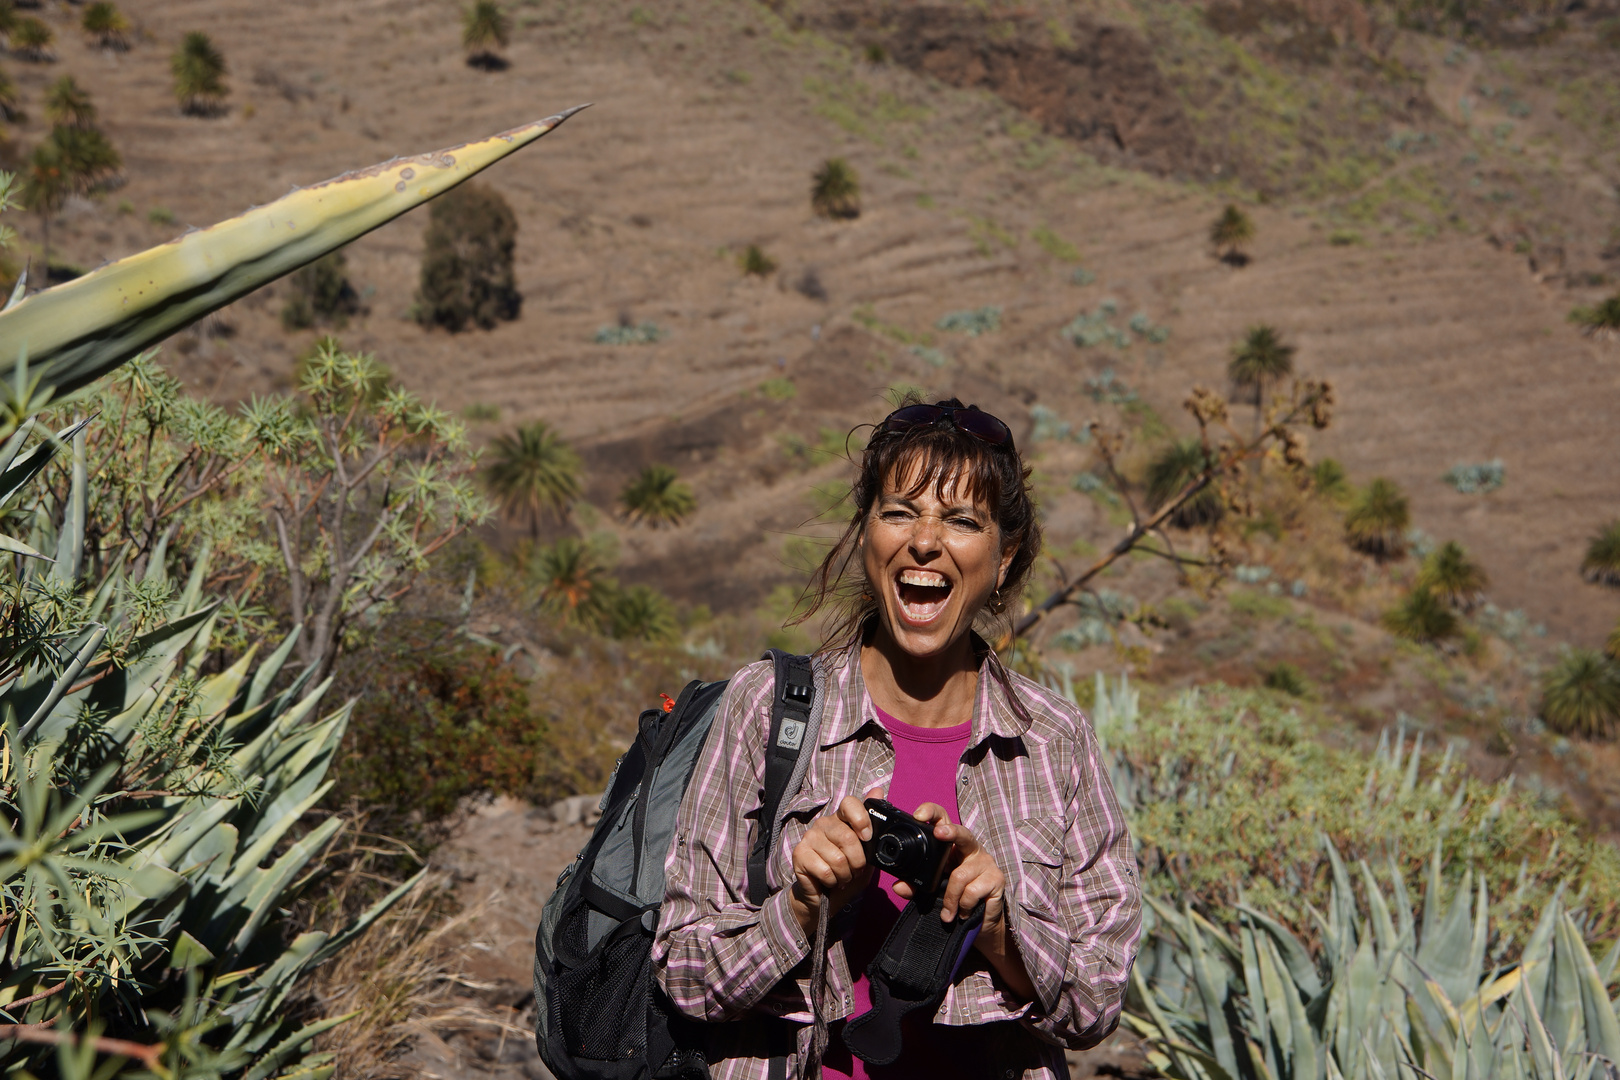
[652, 642, 1141, 1079]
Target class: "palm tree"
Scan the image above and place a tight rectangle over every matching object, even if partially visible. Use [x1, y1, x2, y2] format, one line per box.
[462, 1, 510, 69]
[1582, 520, 1620, 588]
[1344, 477, 1409, 561]
[1417, 540, 1488, 611]
[1569, 295, 1620, 339]
[1606, 618, 1620, 663]
[44, 75, 94, 128]
[811, 158, 860, 220]
[82, 2, 132, 50]
[48, 124, 121, 192]
[484, 421, 582, 538]
[1539, 648, 1620, 739]
[529, 537, 610, 627]
[10, 17, 54, 61]
[1145, 439, 1222, 528]
[171, 31, 228, 116]
[1228, 325, 1295, 431]
[1382, 586, 1458, 644]
[1210, 204, 1255, 264]
[621, 464, 696, 527]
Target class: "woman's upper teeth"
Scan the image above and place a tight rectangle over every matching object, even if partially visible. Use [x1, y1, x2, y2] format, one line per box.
[899, 569, 947, 587]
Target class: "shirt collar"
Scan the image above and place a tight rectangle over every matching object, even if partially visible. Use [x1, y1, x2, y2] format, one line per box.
[815, 635, 1033, 748]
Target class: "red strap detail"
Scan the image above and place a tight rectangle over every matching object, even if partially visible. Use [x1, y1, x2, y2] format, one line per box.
[660, 693, 676, 713]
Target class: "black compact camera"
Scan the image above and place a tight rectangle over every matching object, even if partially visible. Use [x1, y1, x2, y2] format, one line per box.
[862, 799, 951, 897]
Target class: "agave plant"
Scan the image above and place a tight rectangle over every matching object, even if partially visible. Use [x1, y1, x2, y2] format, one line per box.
[1128, 839, 1620, 1080]
[0, 417, 419, 1077]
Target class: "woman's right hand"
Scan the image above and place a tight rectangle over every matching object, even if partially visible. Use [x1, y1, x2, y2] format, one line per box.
[788, 787, 884, 935]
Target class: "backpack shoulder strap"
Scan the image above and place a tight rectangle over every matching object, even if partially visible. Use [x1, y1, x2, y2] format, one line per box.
[747, 649, 817, 906]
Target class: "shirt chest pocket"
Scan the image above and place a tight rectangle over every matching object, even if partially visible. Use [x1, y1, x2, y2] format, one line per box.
[769, 790, 830, 888]
[1011, 816, 1067, 919]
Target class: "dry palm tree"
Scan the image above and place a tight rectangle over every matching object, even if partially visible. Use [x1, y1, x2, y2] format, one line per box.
[82, 2, 132, 50]
[44, 75, 94, 128]
[1144, 439, 1222, 528]
[811, 158, 860, 220]
[1344, 477, 1409, 561]
[462, 0, 510, 70]
[484, 421, 582, 538]
[172, 31, 227, 115]
[1417, 540, 1488, 611]
[1539, 648, 1620, 739]
[621, 464, 696, 527]
[1210, 204, 1255, 264]
[1582, 520, 1620, 588]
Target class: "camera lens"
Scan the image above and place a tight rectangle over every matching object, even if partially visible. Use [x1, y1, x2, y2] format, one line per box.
[876, 833, 904, 868]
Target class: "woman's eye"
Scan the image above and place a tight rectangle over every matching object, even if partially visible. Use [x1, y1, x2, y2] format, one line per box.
[947, 517, 982, 532]
[880, 510, 914, 523]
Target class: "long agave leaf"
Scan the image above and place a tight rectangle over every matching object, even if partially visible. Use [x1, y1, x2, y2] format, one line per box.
[1243, 924, 1275, 1070]
[0, 109, 586, 402]
[1186, 902, 1243, 1080]
[17, 624, 105, 741]
[240, 1010, 359, 1080]
[1239, 903, 1324, 1000]
[223, 815, 344, 962]
[244, 627, 300, 712]
[1545, 913, 1586, 1059]
[48, 426, 84, 584]
[310, 867, 427, 966]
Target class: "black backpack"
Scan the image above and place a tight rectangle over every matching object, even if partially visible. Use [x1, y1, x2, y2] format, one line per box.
[534, 650, 821, 1080]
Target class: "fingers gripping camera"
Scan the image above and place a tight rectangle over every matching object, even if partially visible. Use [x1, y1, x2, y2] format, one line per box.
[861, 798, 951, 897]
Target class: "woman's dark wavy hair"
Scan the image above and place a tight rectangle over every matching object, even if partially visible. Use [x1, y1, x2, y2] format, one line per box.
[794, 395, 1042, 652]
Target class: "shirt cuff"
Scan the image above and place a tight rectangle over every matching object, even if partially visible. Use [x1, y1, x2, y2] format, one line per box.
[759, 884, 811, 975]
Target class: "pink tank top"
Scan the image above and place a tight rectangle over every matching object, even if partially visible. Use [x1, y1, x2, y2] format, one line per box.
[820, 704, 972, 1080]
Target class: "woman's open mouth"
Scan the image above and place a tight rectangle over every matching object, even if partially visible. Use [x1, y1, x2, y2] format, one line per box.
[895, 568, 953, 626]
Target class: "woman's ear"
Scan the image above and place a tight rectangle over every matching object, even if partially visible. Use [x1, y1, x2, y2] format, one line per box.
[998, 541, 1017, 589]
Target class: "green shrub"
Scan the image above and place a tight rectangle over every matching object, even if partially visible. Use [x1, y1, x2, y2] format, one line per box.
[10, 16, 53, 60]
[1382, 585, 1458, 643]
[1210, 203, 1254, 261]
[594, 320, 664, 344]
[462, 401, 500, 422]
[1441, 458, 1504, 493]
[1145, 438, 1222, 527]
[330, 628, 544, 832]
[462, 0, 511, 69]
[758, 376, 796, 401]
[1344, 477, 1409, 560]
[1078, 676, 1620, 943]
[529, 536, 613, 626]
[83, 2, 132, 50]
[280, 251, 360, 330]
[609, 584, 678, 642]
[172, 31, 227, 115]
[1569, 294, 1620, 334]
[621, 464, 696, 527]
[1539, 647, 1620, 739]
[1416, 539, 1487, 610]
[935, 306, 1001, 335]
[1263, 661, 1309, 696]
[1582, 519, 1620, 587]
[1309, 457, 1350, 503]
[415, 182, 521, 332]
[739, 243, 776, 276]
[811, 157, 860, 220]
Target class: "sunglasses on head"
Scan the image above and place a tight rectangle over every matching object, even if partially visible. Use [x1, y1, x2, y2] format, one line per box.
[879, 403, 1014, 448]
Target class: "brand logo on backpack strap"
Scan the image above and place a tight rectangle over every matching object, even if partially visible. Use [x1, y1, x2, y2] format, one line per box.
[776, 718, 806, 751]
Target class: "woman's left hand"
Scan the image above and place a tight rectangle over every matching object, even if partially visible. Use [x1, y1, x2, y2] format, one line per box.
[893, 804, 1036, 1002]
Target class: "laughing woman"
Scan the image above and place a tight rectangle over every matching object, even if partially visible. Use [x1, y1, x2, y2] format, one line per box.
[653, 398, 1141, 1079]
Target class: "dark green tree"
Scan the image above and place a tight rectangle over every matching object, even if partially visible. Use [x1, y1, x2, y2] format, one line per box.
[416, 182, 521, 331]
[280, 251, 360, 330]
[529, 536, 611, 626]
[484, 421, 582, 537]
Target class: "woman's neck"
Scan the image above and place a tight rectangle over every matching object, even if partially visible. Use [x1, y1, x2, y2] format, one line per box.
[860, 627, 979, 729]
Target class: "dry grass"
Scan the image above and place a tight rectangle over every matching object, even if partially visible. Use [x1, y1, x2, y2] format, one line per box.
[309, 874, 530, 1079]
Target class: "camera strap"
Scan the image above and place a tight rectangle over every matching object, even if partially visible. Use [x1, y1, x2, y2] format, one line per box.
[840, 895, 985, 1067]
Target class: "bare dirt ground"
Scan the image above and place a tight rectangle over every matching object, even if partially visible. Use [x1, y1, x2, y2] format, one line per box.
[15, 0, 1618, 648]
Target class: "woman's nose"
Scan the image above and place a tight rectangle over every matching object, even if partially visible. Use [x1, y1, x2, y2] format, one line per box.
[909, 514, 943, 551]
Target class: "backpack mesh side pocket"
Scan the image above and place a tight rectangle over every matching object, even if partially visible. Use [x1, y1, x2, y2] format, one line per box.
[553, 913, 653, 1063]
